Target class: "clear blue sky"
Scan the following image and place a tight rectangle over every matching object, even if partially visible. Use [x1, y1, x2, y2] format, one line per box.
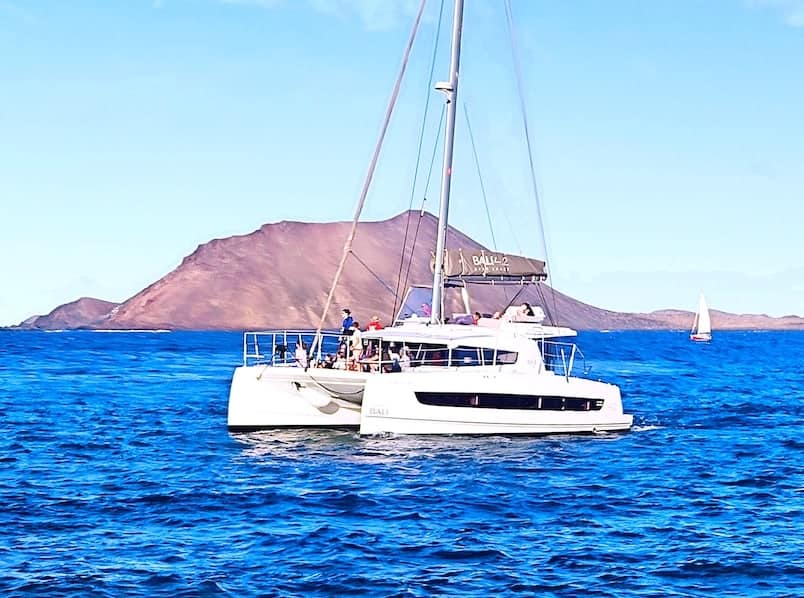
[2, 0, 803, 326]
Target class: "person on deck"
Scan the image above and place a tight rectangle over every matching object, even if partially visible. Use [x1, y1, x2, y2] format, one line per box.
[294, 341, 309, 369]
[359, 340, 380, 372]
[341, 309, 354, 336]
[388, 344, 402, 372]
[398, 346, 411, 371]
[348, 322, 363, 370]
[520, 302, 535, 317]
[367, 315, 384, 331]
[332, 347, 347, 370]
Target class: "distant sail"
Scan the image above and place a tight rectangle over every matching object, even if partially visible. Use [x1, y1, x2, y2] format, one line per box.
[696, 294, 711, 335]
[690, 293, 712, 341]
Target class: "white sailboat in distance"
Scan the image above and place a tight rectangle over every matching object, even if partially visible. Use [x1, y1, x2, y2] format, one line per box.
[690, 293, 712, 342]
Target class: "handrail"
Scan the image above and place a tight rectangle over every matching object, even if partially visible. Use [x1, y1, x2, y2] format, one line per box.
[539, 339, 586, 378]
[243, 329, 368, 370]
[241, 330, 590, 379]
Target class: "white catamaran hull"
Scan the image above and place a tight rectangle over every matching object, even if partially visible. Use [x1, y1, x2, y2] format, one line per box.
[227, 365, 365, 431]
[359, 370, 631, 435]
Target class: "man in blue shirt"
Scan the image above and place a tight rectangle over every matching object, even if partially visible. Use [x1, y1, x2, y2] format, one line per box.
[341, 308, 354, 336]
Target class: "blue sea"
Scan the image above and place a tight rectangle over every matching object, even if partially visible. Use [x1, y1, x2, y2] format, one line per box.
[1, 330, 802, 597]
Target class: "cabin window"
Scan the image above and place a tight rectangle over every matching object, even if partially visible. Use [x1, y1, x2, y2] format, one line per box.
[450, 346, 518, 366]
[495, 351, 517, 364]
[451, 346, 481, 366]
[540, 397, 564, 410]
[415, 393, 604, 410]
[408, 343, 450, 366]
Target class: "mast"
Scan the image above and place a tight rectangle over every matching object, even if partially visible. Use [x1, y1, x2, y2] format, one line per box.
[430, 0, 465, 325]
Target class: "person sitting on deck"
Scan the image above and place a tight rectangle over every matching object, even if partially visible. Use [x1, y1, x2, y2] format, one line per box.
[429, 350, 446, 366]
[387, 344, 402, 372]
[398, 346, 411, 371]
[452, 313, 475, 325]
[332, 347, 347, 370]
[367, 315, 384, 331]
[359, 340, 380, 372]
[520, 302, 535, 317]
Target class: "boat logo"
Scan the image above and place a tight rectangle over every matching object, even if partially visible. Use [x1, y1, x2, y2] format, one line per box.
[471, 253, 510, 273]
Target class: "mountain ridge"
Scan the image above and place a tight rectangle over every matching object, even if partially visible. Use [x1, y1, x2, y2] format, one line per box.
[10, 211, 804, 331]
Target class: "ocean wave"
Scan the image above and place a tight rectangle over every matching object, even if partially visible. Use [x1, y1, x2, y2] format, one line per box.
[1, 330, 803, 596]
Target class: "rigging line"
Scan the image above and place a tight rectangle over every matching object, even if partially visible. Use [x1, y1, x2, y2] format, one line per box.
[422, 105, 447, 204]
[392, 0, 448, 323]
[350, 251, 399, 299]
[535, 282, 557, 326]
[503, 0, 560, 325]
[501, 204, 523, 255]
[463, 101, 513, 316]
[503, 284, 527, 311]
[398, 104, 446, 310]
[312, 0, 428, 356]
[462, 102, 497, 251]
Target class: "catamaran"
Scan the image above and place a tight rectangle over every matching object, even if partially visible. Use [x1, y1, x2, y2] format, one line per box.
[690, 293, 712, 342]
[227, 0, 632, 435]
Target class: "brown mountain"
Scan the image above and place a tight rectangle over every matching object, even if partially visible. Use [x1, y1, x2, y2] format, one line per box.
[19, 297, 120, 330]
[15, 211, 804, 331]
[97, 210, 489, 330]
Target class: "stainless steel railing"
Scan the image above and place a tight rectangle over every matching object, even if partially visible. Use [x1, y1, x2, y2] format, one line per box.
[242, 330, 588, 378]
[538, 339, 586, 378]
[243, 330, 347, 367]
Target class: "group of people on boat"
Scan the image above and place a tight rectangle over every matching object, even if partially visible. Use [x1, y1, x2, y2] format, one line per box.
[339, 308, 385, 336]
[287, 308, 410, 373]
[345, 301, 537, 330]
[318, 340, 412, 373]
[333, 308, 409, 372]
[291, 301, 540, 371]
[457, 302, 537, 324]
[490, 302, 536, 320]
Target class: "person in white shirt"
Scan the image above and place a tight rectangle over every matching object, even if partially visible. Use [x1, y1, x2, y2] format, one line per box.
[350, 322, 363, 355]
[294, 341, 308, 369]
[398, 346, 411, 371]
[332, 348, 347, 370]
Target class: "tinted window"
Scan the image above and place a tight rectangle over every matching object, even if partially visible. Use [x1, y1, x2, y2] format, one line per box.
[450, 346, 518, 366]
[408, 343, 449, 366]
[415, 393, 603, 411]
[451, 346, 481, 366]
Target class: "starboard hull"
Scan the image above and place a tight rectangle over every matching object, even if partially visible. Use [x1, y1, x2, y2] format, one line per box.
[359, 370, 632, 436]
